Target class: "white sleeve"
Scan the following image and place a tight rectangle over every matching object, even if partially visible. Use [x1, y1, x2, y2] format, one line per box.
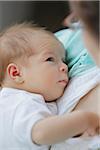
[13, 94, 52, 148]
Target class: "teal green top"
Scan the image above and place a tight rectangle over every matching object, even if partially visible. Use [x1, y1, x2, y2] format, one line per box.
[55, 29, 96, 78]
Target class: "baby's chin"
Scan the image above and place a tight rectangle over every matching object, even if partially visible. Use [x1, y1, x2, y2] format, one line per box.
[44, 91, 64, 102]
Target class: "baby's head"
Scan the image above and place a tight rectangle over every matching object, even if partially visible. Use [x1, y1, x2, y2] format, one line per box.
[0, 23, 68, 101]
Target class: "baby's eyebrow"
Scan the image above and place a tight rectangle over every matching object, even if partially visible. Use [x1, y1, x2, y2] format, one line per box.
[42, 49, 65, 59]
[42, 51, 56, 56]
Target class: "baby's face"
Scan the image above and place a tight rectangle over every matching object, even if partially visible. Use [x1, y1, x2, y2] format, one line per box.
[22, 34, 68, 101]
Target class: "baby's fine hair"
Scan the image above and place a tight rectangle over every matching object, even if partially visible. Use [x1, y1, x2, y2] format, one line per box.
[0, 22, 56, 86]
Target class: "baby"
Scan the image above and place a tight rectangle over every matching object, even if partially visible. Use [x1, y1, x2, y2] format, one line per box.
[0, 23, 99, 150]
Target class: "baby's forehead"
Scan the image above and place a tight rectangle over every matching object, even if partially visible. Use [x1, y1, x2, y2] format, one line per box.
[32, 30, 64, 47]
[31, 33, 65, 56]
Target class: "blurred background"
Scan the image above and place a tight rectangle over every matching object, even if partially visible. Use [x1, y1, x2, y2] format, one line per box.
[0, 1, 70, 32]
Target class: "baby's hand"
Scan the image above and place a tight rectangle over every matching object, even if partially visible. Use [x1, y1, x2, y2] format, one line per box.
[81, 128, 98, 137]
[81, 113, 99, 137]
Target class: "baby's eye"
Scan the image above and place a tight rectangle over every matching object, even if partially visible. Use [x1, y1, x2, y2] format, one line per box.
[46, 57, 54, 62]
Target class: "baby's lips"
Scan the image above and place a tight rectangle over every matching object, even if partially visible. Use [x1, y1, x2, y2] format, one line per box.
[58, 79, 68, 86]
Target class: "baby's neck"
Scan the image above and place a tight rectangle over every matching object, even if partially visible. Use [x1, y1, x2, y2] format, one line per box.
[1, 81, 24, 91]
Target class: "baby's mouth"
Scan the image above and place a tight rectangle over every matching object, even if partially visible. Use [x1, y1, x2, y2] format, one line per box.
[58, 80, 68, 86]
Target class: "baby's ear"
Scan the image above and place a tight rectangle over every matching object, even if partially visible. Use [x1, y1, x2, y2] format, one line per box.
[7, 63, 24, 84]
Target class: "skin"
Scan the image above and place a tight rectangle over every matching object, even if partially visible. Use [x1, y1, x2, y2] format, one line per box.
[74, 84, 100, 116]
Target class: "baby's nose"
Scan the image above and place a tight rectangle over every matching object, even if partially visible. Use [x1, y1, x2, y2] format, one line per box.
[60, 63, 68, 73]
